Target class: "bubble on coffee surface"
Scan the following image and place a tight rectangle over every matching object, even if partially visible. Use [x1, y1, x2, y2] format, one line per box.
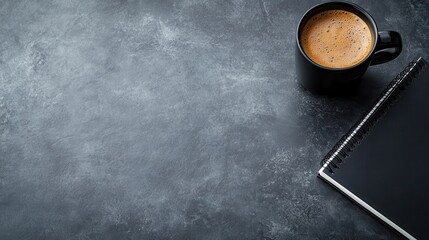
[300, 9, 373, 68]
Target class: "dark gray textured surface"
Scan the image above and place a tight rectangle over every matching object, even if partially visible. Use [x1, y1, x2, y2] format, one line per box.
[0, 0, 428, 239]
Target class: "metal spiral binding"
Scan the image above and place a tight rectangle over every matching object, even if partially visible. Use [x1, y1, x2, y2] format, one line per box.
[320, 57, 426, 174]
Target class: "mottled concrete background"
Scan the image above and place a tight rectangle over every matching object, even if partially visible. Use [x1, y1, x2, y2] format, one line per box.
[0, 0, 428, 239]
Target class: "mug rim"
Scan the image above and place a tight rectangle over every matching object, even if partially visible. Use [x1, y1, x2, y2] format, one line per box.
[296, 1, 379, 71]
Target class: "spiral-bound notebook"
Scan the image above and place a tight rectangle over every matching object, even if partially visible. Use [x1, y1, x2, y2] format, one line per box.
[318, 57, 429, 240]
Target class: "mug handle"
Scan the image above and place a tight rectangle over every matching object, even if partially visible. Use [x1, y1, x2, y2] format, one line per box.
[370, 31, 402, 66]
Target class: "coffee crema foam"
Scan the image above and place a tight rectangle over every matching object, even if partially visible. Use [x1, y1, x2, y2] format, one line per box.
[300, 10, 373, 68]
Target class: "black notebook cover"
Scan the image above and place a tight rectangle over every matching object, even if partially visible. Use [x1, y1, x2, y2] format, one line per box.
[318, 57, 429, 240]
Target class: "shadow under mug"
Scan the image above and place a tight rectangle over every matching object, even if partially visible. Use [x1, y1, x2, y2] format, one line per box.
[295, 2, 402, 95]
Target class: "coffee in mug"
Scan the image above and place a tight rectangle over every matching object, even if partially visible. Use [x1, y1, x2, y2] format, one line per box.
[300, 10, 373, 69]
[295, 2, 402, 94]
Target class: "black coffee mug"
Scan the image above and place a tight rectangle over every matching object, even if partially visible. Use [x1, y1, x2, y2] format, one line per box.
[295, 2, 402, 94]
